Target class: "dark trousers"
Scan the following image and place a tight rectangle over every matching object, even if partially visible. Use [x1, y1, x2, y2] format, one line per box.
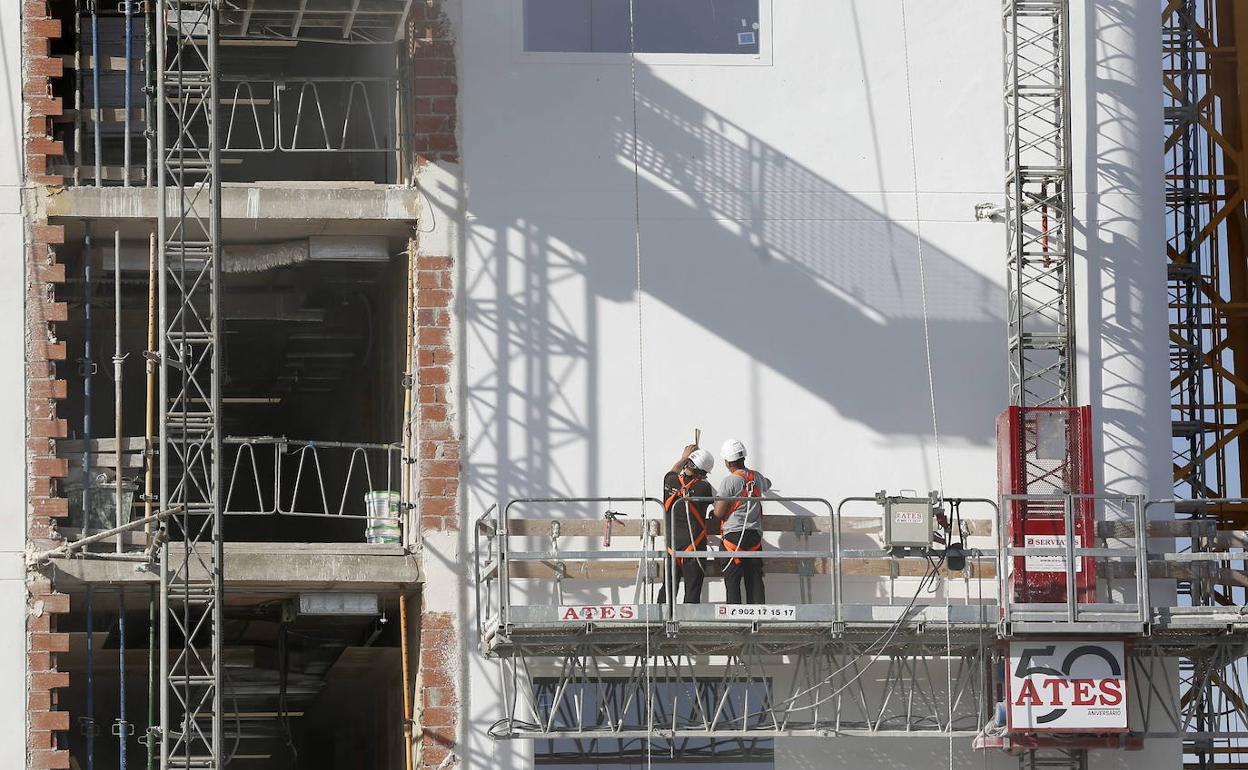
[658, 551, 705, 604]
[722, 529, 765, 604]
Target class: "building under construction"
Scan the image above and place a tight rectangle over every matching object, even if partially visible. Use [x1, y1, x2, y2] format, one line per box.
[2, 1, 1247, 769]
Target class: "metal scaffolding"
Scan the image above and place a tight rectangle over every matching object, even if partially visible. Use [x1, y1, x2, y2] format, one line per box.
[1004, 0, 1077, 412]
[157, 2, 224, 769]
[1163, 2, 1248, 767]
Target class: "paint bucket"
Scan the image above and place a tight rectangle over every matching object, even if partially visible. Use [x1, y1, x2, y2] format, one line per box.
[364, 491, 402, 544]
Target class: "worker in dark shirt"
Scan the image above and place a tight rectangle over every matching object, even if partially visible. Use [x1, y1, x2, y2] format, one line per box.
[657, 444, 716, 605]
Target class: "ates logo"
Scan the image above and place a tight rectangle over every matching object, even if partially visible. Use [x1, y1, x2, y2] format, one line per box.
[559, 605, 637, 622]
[1007, 641, 1127, 732]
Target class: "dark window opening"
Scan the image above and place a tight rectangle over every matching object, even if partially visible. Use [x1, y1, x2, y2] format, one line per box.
[523, 0, 762, 54]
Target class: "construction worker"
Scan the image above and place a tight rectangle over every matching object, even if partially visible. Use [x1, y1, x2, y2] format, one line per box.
[658, 444, 716, 605]
[712, 438, 769, 604]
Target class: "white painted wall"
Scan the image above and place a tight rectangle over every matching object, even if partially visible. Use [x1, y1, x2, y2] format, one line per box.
[0, 1, 27, 768]
[436, 1, 1173, 768]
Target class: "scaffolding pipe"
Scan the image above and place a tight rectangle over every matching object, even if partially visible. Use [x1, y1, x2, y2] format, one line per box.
[146, 586, 155, 770]
[74, 0, 83, 185]
[118, 585, 129, 770]
[402, 237, 415, 545]
[27, 507, 178, 564]
[401, 592, 415, 770]
[83, 230, 95, 535]
[144, 232, 156, 544]
[91, 0, 102, 187]
[144, 1, 154, 185]
[124, 0, 133, 186]
[86, 584, 96, 770]
[115, 229, 125, 553]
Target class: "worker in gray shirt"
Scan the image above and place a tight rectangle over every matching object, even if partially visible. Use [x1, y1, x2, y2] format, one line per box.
[712, 438, 769, 603]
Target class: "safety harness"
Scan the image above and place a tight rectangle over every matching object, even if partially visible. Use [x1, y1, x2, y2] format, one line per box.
[664, 475, 709, 569]
[722, 469, 763, 566]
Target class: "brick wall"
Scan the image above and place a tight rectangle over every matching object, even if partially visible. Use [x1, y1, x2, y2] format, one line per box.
[416, 253, 459, 533]
[414, 251, 460, 768]
[407, 0, 459, 165]
[23, 3, 71, 769]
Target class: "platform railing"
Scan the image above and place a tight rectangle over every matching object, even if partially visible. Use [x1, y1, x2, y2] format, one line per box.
[220, 437, 410, 542]
[474, 493, 999, 644]
[998, 493, 1151, 631]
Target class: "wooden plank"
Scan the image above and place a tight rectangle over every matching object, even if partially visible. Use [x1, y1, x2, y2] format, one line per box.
[58, 437, 146, 453]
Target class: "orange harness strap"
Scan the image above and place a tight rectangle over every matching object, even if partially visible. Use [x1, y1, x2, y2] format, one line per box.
[721, 532, 762, 566]
[723, 470, 763, 565]
[664, 476, 708, 568]
[724, 469, 762, 516]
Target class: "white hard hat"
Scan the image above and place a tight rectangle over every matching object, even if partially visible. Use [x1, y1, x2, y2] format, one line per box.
[721, 438, 747, 462]
[688, 448, 715, 473]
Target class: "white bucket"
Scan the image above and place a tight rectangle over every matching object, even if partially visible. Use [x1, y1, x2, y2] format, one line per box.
[364, 490, 402, 544]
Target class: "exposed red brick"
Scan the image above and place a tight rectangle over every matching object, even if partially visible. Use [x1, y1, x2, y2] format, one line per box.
[25, 18, 61, 39]
[32, 498, 70, 520]
[416, 255, 452, 270]
[26, 56, 64, 78]
[30, 457, 68, 478]
[23, 0, 51, 17]
[29, 669, 69, 688]
[29, 419, 67, 439]
[417, 366, 449, 386]
[417, 288, 452, 308]
[30, 224, 65, 245]
[44, 302, 68, 322]
[25, 96, 61, 118]
[26, 137, 63, 157]
[37, 264, 67, 284]
[30, 749, 70, 770]
[44, 341, 66, 361]
[29, 378, 67, 398]
[33, 592, 69, 614]
[29, 711, 70, 731]
[27, 691, 52, 712]
[419, 404, 448, 422]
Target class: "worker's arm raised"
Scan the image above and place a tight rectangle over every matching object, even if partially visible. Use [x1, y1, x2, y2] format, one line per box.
[670, 444, 697, 474]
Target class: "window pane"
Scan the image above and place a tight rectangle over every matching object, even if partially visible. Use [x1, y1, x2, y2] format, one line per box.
[523, 0, 762, 54]
[635, 0, 760, 54]
[524, 0, 594, 52]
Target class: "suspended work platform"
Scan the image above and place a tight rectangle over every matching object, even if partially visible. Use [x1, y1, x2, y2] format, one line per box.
[474, 494, 1248, 744]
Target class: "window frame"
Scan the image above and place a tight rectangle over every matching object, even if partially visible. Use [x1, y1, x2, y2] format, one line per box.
[511, 0, 774, 67]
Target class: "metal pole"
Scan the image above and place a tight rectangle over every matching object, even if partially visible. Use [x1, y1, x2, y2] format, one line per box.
[144, 232, 156, 544]
[115, 229, 126, 553]
[83, 229, 95, 535]
[86, 584, 96, 770]
[118, 586, 129, 770]
[145, 0, 155, 185]
[124, 0, 134, 186]
[91, 0, 102, 186]
[146, 585, 156, 770]
[74, 0, 83, 185]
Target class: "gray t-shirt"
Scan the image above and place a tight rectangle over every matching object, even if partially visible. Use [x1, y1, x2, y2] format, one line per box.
[718, 470, 770, 534]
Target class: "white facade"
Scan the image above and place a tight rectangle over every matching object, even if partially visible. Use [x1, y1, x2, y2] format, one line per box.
[439, 1, 1173, 769]
[2, 1, 29, 767]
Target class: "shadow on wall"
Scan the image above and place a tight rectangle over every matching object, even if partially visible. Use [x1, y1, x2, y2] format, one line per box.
[459, 64, 1006, 504]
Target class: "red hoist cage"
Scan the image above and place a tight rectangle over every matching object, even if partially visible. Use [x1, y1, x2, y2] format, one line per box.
[996, 406, 1096, 605]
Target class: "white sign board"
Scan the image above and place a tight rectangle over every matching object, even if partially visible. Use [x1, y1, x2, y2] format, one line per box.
[715, 604, 796, 620]
[1023, 533, 1083, 573]
[558, 605, 637, 621]
[1007, 640, 1128, 732]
